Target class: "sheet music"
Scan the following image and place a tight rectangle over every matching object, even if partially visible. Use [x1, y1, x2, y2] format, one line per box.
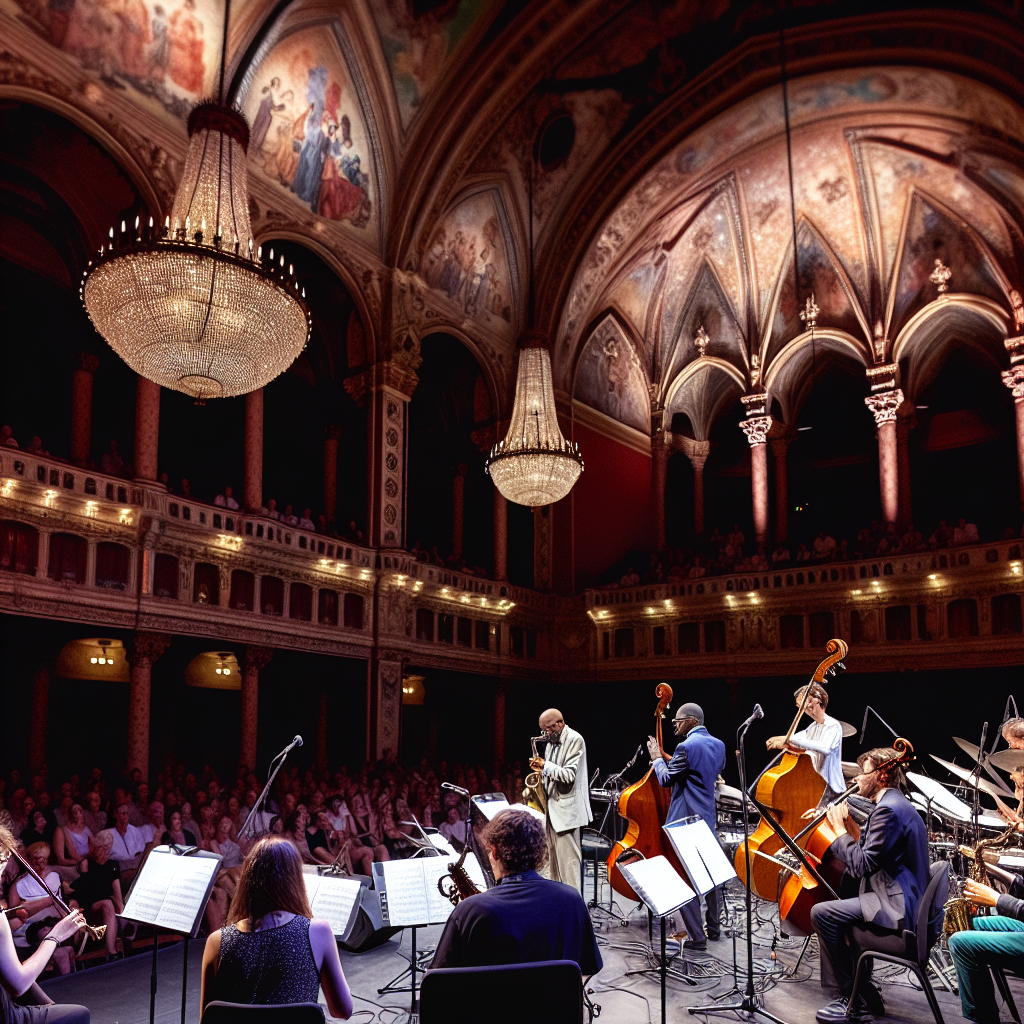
[303, 875, 361, 939]
[421, 858, 458, 925]
[377, 860, 431, 926]
[618, 855, 696, 917]
[664, 820, 737, 890]
[122, 849, 220, 935]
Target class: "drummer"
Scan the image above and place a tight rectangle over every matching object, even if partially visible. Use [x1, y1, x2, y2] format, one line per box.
[767, 683, 844, 817]
[998, 718, 1024, 829]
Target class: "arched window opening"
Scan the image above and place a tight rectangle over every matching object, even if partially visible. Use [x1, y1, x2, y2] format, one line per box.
[290, 582, 313, 621]
[48, 533, 86, 583]
[261, 577, 284, 616]
[95, 542, 129, 589]
[230, 570, 255, 611]
[193, 562, 219, 604]
[0, 521, 38, 575]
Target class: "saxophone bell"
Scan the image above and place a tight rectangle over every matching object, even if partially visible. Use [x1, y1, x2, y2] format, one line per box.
[523, 734, 548, 814]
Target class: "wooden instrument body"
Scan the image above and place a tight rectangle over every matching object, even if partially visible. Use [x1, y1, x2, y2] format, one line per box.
[777, 816, 850, 935]
[607, 682, 687, 900]
[734, 750, 824, 901]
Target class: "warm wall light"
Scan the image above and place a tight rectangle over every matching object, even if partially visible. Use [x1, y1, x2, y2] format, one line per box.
[186, 651, 241, 690]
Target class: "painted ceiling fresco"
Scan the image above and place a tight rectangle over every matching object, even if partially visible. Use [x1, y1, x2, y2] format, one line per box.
[241, 28, 376, 235]
[368, 0, 490, 129]
[562, 66, 1024, 438]
[3, 0, 224, 119]
[417, 190, 515, 342]
[574, 315, 650, 433]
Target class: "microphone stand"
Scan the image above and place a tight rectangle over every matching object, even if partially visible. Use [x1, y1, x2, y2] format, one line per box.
[859, 705, 900, 744]
[238, 739, 300, 843]
[689, 709, 791, 1024]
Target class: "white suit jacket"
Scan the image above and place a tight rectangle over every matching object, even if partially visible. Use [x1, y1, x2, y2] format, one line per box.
[541, 725, 593, 833]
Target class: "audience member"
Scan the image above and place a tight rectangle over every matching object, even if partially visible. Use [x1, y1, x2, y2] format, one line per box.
[619, 566, 641, 587]
[282, 505, 299, 527]
[162, 808, 197, 847]
[266, 499, 280, 520]
[215, 486, 240, 510]
[100, 439, 126, 477]
[109, 802, 145, 880]
[1, 424, 18, 448]
[26, 436, 48, 456]
[69, 831, 122, 958]
[82, 791, 107, 834]
[299, 508, 316, 531]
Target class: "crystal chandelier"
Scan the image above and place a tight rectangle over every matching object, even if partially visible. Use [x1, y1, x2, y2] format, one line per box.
[80, 5, 308, 402]
[486, 333, 583, 507]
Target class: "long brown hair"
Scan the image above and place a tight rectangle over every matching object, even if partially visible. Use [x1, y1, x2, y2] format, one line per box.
[226, 836, 313, 926]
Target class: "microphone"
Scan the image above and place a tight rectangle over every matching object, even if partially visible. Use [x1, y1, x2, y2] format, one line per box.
[289, 735, 303, 749]
[741, 704, 764, 730]
[442, 782, 469, 796]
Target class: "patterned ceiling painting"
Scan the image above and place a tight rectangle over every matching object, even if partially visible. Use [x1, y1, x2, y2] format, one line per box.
[556, 65, 1024, 438]
[573, 315, 650, 433]
[241, 28, 376, 234]
[417, 190, 515, 342]
[2, 0, 223, 119]
[368, 0, 490, 129]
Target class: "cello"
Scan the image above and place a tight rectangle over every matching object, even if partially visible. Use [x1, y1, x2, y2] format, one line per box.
[607, 683, 688, 900]
[734, 638, 848, 901]
[779, 738, 914, 935]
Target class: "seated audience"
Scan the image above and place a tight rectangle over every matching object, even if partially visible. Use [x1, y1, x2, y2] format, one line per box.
[53, 804, 92, 875]
[619, 566, 640, 587]
[26, 437, 48, 456]
[161, 808, 197, 848]
[214, 486, 240, 510]
[953, 517, 980, 545]
[108, 802, 144, 882]
[299, 508, 316, 531]
[18, 811, 50, 850]
[431, 809, 602, 973]
[82, 792, 106, 835]
[265, 498, 280, 519]
[282, 505, 299, 527]
[1, 424, 18, 448]
[438, 806, 469, 847]
[69, 831, 122, 958]
[199, 837, 353, 1018]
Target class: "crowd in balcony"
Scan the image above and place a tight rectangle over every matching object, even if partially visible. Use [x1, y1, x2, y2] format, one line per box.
[0, 753, 525, 971]
[609, 515, 1023, 589]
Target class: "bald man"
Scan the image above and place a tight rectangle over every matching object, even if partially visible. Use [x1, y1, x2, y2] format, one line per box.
[530, 709, 593, 893]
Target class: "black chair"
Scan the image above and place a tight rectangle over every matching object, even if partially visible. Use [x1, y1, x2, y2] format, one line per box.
[201, 1001, 325, 1024]
[848, 860, 950, 1024]
[419, 960, 583, 1024]
[581, 827, 613, 907]
[993, 967, 1021, 1023]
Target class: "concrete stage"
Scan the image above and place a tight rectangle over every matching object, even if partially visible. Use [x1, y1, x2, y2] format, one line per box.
[40, 881, 1020, 1024]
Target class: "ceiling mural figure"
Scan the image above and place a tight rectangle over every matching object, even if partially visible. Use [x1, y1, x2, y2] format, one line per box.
[241, 27, 375, 233]
[3, 0, 222, 118]
[368, 0, 490, 129]
[574, 314, 650, 433]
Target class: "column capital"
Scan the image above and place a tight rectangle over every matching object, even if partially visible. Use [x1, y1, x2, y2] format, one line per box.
[1002, 365, 1024, 401]
[688, 451, 709, 472]
[739, 415, 772, 446]
[864, 388, 905, 425]
[128, 631, 172, 666]
[344, 360, 419, 405]
[651, 430, 671, 460]
[1005, 332, 1024, 366]
[244, 645, 274, 673]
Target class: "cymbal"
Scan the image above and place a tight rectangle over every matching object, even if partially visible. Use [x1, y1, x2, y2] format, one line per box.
[839, 721, 857, 739]
[842, 761, 860, 780]
[988, 749, 1024, 772]
[952, 737, 1017, 794]
[929, 755, 1014, 801]
[954, 737, 983, 761]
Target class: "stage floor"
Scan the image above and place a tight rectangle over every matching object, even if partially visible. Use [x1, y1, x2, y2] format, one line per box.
[41, 881, 1021, 1024]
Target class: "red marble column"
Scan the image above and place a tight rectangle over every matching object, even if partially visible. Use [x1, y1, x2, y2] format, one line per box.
[452, 463, 468, 561]
[29, 667, 49, 773]
[689, 452, 708, 536]
[241, 646, 273, 771]
[324, 425, 342, 526]
[770, 437, 790, 543]
[896, 410, 915, 530]
[127, 633, 171, 780]
[244, 388, 263, 511]
[70, 353, 99, 467]
[134, 376, 161, 482]
[740, 416, 772, 544]
[1002, 364, 1024, 509]
[651, 433, 670, 550]
[864, 390, 904, 527]
[493, 491, 507, 581]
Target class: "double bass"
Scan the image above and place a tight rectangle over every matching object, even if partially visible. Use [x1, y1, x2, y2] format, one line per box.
[734, 638, 848, 901]
[607, 683, 688, 900]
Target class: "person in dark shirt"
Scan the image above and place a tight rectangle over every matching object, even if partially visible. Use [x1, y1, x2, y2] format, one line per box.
[948, 877, 1024, 1022]
[430, 809, 602, 975]
[68, 830, 123, 957]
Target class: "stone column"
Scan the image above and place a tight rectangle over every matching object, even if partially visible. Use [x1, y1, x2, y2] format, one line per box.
[895, 409, 915, 530]
[37, 531, 50, 580]
[127, 632, 171, 780]
[689, 452, 708, 536]
[244, 388, 263, 512]
[70, 353, 99, 467]
[1002, 358, 1024, 509]
[493, 492, 507, 581]
[494, 681, 507, 767]
[740, 410, 772, 545]
[29, 667, 49, 773]
[218, 566, 230, 608]
[241, 646, 273, 771]
[652, 432, 670, 550]
[533, 505, 552, 592]
[368, 652, 403, 761]
[85, 539, 97, 587]
[770, 437, 790, 543]
[864, 390, 904, 527]
[452, 463, 468, 561]
[133, 376, 161, 482]
[323, 425, 342, 527]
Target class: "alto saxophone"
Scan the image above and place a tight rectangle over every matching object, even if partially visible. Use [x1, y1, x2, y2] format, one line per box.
[438, 844, 481, 907]
[946, 820, 1020, 935]
[523, 734, 548, 814]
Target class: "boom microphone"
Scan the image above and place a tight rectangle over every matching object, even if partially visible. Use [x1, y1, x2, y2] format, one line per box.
[441, 782, 470, 796]
[742, 704, 764, 730]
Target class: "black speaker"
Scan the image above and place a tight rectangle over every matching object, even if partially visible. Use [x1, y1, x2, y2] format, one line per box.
[338, 879, 402, 953]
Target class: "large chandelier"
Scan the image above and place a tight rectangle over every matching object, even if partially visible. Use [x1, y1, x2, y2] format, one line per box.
[486, 333, 583, 506]
[81, 101, 309, 401]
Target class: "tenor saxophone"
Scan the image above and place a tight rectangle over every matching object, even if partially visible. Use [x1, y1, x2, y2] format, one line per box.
[523, 734, 548, 814]
[437, 844, 481, 907]
[946, 821, 1019, 935]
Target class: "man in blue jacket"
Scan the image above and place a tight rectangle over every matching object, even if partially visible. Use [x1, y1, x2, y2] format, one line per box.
[647, 701, 726, 950]
[809, 746, 929, 1024]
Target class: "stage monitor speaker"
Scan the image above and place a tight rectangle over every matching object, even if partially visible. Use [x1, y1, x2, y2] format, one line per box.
[337, 876, 402, 953]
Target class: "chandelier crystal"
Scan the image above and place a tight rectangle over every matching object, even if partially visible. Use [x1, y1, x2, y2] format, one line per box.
[81, 102, 309, 401]
[486, 338, 583, 507]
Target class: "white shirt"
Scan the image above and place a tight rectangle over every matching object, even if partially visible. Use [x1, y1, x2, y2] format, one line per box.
[111, 823, 146, 861]
[327, 807, 352, 833]
[215, 495, 240, 509]
[439, 819, 469, 845]
[14, 869, 60, 902]
[790, 714, 845, 795]
[139, 822, 159, 845]
[299, 517, 315, 531]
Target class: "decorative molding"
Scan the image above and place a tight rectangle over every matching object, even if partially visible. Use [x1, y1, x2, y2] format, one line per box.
[864, 388, 905, 425]
[1001, 366, 1024, 402]
[570, 400, 652, 456]
[739, 415, 772, 446]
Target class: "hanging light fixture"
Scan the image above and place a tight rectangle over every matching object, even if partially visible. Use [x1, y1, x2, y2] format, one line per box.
[80, 1, 309, 402]
[485, 146, 583, 507]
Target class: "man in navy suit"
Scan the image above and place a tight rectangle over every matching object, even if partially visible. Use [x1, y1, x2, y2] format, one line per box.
[810, 747, 929, 1023]
[647, 701, 726, 950]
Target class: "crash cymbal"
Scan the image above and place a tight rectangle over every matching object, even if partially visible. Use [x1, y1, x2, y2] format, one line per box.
[952, 737, 1017, 794]
[839, 721, 857, 738]
[988, 749, 1024, 772]
[954, 737, 983, 761]
[930, 755, 1015, 801]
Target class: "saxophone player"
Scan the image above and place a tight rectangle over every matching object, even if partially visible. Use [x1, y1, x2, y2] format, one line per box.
[529, 709, 592, 894]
